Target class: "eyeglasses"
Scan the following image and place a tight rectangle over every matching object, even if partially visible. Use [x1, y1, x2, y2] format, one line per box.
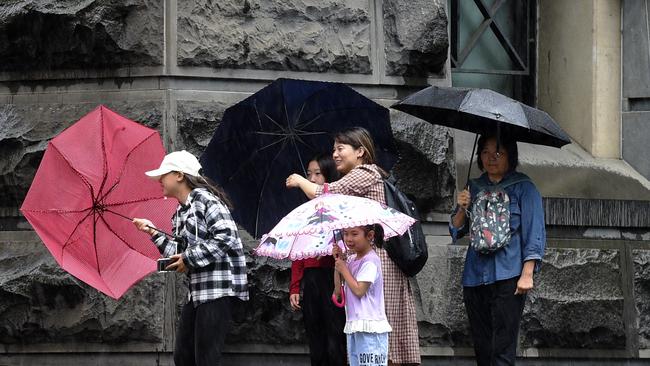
[480, 151, 504, 159]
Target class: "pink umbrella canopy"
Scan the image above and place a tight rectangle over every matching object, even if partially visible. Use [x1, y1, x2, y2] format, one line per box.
[20, 105, 177, 299]
[255, 193, 416, 260]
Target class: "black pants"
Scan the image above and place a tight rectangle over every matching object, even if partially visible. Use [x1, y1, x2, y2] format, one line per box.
[174, 296, 234, 366]
[463, 277, 526, 366]
[302, 268, 347, 366]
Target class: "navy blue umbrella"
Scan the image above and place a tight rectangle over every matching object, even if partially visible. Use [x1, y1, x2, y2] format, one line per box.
[201, 78, 398, 238]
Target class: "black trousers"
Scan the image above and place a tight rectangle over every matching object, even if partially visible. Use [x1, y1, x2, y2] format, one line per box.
[302, 267, 347, 366]
[463, 277, 526, 366]
[174, 296, 234, 366]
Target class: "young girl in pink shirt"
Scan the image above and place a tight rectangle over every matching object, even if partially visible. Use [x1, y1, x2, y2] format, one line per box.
[333, 224, 392, 366]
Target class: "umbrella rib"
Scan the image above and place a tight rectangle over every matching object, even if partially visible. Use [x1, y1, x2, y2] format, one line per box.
[50, 144, 97, 207]
[253, 138, 290, 238]
[104, 196, 170, 207]
[96, 111, 110, 207]
[61, 209, 95, 252]
[93, 210, 102, 275]
[378, 218, 402, 238]
[98, 213, 141, 254]
[96, 132, 158, 203]
[292, 130, 329, 136]
[253, 101, 264, 130]
[257, 135, 290, 152]
[253, 131, 291, 137]
[22, 207, 92, 214]
[284, 98, 293, 130]
[290, 138, 307, 180]
[294, 113, 323, 130]
[263, 112, 288, 133]
[295, 106, 383, 131]
[292, 133, 322, 154]
[224, 136, 288, 183]
[295, 101, 307, 129]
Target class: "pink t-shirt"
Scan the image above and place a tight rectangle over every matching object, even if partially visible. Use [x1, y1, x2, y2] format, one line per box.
[344, 249, 392, 334]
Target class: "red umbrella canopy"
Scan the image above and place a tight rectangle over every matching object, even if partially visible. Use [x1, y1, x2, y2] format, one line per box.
[20, 105, 177, 299]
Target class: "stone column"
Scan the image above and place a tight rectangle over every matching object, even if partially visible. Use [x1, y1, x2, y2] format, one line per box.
[537, 0, 621, 159]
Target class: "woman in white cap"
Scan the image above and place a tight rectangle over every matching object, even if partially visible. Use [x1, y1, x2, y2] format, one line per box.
[133, 150, 248, 366]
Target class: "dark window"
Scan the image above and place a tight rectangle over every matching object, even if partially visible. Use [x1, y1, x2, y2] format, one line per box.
[449, 0, 537, 105]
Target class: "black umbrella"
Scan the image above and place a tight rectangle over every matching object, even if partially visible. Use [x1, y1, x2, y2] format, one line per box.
[391, 86, 571, 183]
[201, 78, 398, 238]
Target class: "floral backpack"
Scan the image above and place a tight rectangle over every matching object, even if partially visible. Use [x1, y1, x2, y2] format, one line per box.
[469, 176, 530, 254]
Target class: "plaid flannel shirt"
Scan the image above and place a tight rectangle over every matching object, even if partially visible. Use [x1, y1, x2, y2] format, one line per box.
[152, 188, 249, 305]
[315, 164, 385, 204]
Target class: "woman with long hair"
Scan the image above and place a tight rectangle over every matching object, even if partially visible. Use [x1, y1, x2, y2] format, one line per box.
[133, 150, 248, 366]
[287, 128, 421, 365]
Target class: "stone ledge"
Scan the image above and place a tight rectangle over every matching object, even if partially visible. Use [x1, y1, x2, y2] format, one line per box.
[454, 130, 650, 201]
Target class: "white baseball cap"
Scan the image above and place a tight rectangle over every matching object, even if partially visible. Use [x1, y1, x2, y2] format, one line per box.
[145, 150, 202, 178]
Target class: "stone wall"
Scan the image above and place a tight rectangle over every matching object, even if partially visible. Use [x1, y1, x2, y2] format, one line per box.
[1, 1, 650, 365]
[0, 0, 453, 362]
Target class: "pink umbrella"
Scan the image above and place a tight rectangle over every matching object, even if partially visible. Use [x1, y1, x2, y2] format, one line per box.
[254, 193, 416, 260]
[20, 105, 177, 299]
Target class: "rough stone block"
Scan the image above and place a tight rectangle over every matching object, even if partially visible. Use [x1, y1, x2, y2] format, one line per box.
[0, 235, 165, 345]
[227, 229, 306, 344]
[177, 0, 372, 74]
[0, 0, 163, 73]
[390, 110, 456, 215]
[175, 100, 231, 157]
[521, 248, 625, 349]
[383, 0, 449, 76]
[414, 244, 471, 347]
[634, 249, 650, 350]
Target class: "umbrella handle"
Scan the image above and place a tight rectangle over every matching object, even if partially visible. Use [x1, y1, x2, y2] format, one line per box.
[466, 133, 478, 188]
[331, 284, 345, 307]
[103, 207, 177, 239]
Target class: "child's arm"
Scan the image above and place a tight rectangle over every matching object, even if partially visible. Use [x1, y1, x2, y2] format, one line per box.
[333, 270, 342, 297]
[334, 258, 371, 297]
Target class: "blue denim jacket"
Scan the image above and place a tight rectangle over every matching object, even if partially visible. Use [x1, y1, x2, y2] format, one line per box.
[450, 171, 546, 287]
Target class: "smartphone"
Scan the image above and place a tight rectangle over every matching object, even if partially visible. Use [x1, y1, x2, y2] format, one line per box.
[157, 258, 173, 272]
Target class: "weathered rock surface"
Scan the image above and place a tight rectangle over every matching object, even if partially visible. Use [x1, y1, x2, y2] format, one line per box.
[414, 244, 471, 347]
[177, 0, 372, 74]
[0, 0, 163, 73]
[521, 248, 625, 349]
[383, 0, 449, 76]
[229, 231, 306, 344]
[634, 249, 650, 350]
[0, 234, 165, 345]
[0, 102, 163, 217]
[176, 100, 234, 157]
[390, 110, 456, 214]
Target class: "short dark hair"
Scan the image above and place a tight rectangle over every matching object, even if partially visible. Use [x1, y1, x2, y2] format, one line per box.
[476, 133, 519, 172]
[310, 153, 340, 183]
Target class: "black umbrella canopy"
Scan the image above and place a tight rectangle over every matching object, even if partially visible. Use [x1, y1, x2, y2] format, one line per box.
[391, 86, 571, 148]
[201, 78, 398, 238]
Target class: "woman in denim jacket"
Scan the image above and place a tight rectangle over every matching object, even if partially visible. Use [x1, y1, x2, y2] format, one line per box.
[450, 134, 546, 366]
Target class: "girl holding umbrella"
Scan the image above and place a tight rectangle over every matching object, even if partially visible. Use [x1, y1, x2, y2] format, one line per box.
[133, 150, 249, 366]
[287, 127, 421, 366]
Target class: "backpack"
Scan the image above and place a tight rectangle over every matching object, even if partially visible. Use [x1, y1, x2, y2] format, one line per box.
[383, 175, 428, 277]
[469, 175, 530, 254]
